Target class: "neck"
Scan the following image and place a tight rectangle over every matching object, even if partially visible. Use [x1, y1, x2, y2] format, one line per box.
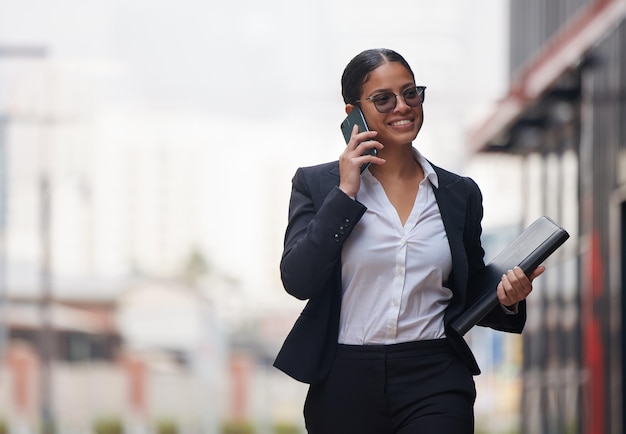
[369, 144, 422, 179]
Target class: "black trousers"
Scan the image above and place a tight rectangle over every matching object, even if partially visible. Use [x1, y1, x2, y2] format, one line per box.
[304, 339, 476, 434]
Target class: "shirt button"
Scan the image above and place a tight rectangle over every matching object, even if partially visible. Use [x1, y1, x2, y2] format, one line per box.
[399, 237, 406, 246]
[392, 299, 400, 307]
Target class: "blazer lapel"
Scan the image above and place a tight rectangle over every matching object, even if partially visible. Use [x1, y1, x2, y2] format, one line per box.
[431, 166, 469, 308]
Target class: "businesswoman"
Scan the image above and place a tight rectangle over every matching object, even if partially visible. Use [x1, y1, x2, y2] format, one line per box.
[274, 48, 544, 434]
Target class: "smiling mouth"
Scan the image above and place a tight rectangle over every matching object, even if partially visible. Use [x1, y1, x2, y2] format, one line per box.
[390, 119, 413, 126]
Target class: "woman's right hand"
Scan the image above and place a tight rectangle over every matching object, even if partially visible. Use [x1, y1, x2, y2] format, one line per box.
[338, 125, 384, 198]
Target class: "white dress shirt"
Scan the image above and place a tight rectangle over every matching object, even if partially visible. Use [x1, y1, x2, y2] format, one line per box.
[338, 150, 453, 345]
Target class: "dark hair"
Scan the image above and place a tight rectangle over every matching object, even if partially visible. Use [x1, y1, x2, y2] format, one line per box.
[341, 48, 415, 104]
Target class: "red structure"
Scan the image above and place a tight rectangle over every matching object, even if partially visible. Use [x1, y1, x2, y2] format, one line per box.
[6, 343, 37, 416]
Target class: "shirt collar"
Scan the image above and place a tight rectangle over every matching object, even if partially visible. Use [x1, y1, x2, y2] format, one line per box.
[412, 148, 439, 189]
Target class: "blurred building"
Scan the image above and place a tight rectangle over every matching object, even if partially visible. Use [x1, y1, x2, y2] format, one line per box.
[468, 0, 626, 432]
[0, 54, 306, 432]
[0, 57, 229, 432]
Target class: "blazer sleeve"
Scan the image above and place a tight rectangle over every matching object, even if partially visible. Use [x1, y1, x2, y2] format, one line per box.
[280, 167, 367, 300]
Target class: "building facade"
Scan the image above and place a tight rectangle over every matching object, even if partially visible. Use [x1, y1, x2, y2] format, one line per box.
[468, 0, 626, 432]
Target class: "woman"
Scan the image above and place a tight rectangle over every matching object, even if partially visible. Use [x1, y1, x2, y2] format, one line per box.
[274, 48, 544, 434]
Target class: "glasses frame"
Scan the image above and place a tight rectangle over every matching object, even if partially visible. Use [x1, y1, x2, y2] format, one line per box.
[356, 86, 426, 113]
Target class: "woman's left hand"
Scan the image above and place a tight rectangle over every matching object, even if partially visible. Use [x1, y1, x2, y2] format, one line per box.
[497, 265, 545, 307]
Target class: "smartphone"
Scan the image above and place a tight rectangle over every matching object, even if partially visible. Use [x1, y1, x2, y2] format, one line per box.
[340, 107, 378, 173]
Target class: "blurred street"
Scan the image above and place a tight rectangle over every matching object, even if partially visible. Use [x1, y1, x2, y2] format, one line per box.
[1, 0, 625, 433]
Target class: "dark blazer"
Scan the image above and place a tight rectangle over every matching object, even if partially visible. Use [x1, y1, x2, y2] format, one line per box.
[274, 161, 526, 384]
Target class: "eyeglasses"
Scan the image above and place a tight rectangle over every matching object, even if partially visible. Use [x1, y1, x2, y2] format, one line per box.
[357, 86, 426, 113]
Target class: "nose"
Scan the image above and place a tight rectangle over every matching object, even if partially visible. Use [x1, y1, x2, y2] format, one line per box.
[392, 94, 411, 112]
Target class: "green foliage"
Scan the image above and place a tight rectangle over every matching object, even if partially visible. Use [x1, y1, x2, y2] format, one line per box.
[93, 418, 123, 434]
[273, 422, 301, 434]
[182, 247, 210, 286]
[221, 420, 255, 434]
[156, 419, 178, 434]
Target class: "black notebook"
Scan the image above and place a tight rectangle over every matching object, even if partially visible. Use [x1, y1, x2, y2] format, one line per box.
[450, 216, 569, 336]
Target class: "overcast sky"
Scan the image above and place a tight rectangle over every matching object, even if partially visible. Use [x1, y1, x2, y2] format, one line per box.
[0, 0, 508, 131]
[0, 0, 512, 301]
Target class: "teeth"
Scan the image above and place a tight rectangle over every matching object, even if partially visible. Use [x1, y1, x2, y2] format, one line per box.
[391, 120, 411, 126]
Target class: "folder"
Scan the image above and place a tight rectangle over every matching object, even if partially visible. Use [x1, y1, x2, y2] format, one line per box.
[450, 216, 569, 336]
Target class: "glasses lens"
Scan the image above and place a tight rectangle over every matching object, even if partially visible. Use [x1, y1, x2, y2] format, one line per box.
[403, 87, 425, 106]
[367, 87, 426, 113]
[371, 92, 396, 113]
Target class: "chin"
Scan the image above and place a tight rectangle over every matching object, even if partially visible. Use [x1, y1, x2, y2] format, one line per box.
[406, 129, 420, 142]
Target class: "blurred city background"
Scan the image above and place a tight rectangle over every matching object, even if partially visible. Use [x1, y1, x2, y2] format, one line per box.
[0, 0, 625, 433]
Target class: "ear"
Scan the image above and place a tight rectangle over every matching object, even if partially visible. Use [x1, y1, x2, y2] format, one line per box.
[345, 104, 355, 115]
